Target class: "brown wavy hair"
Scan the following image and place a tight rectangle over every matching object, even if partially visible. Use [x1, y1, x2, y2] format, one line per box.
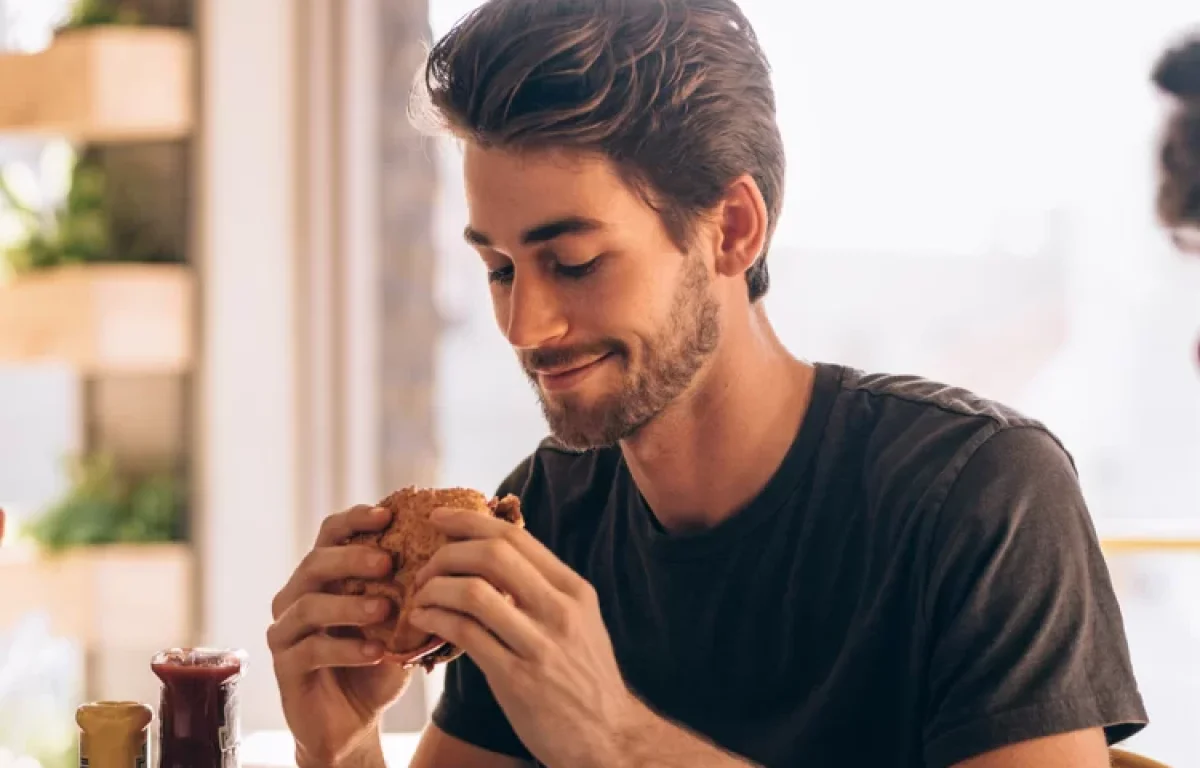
[418, 0, 785, 302]
[1152, 33, 1200, 232]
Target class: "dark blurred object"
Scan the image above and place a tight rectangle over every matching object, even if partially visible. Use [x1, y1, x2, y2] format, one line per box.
[59, 0, 191, 31]
[1153, 34, 1200, 100]
[1151, 31, 1200, 246]
[23, 453, 183, 552]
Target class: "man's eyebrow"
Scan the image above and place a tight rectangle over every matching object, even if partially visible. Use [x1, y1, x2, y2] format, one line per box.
[463, 216, 605, 248]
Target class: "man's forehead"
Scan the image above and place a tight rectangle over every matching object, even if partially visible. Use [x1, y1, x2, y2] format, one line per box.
[462, 146, 644, 244]
[463, 143, 625, 197]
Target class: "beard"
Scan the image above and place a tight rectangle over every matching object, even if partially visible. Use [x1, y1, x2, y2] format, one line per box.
[521, 254, 721, 450]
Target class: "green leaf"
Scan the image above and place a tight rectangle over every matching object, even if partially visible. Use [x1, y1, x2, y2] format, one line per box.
[23, 454, 183, 552]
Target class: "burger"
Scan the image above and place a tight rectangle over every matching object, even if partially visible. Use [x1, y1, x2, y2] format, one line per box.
[334, 486, 523, 670]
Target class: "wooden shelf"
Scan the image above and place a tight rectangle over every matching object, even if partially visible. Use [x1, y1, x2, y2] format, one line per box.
[0, 263, 194, 374]
[0, 542, 194, 649]
[0, 27, 194, 142]
[0, 542, 195, 702]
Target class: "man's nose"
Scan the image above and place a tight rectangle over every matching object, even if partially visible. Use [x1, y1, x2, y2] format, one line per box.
[501, 270, 568, 350]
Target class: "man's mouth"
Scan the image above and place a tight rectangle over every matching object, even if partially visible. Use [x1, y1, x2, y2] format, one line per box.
[533, 353, 612, 392]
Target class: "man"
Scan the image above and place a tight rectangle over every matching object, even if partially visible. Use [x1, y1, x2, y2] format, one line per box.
[267, 1, 1147, 765]
[1152, 31, 1200, 372]
[1153, 31, 1200, 256]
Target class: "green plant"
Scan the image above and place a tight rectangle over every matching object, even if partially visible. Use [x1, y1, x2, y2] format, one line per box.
[0, 144, 112, 275]
[0, 142, 182, 276]
[24, 454, 184, 552]
[62, 0, 142, 30]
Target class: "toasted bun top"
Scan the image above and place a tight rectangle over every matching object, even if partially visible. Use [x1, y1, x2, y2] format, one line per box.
[375, 486, 492, 565]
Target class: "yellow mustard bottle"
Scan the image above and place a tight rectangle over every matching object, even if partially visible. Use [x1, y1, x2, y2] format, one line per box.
[76, 701, 153, 768]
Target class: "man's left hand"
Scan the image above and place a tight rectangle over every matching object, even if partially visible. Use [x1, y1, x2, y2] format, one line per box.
[409, 507, 641, 768]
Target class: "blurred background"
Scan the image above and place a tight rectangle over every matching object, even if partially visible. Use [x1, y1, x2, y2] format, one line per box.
[0, 1, 1197, 766]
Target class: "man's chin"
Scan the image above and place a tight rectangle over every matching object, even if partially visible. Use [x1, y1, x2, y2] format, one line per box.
[542, 406, 624, 451]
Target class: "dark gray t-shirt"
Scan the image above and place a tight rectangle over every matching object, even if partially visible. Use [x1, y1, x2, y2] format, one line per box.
[433, 363, 1147, 767]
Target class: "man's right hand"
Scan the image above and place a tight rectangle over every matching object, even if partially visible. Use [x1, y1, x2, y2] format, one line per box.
[269, 504, 411, 767]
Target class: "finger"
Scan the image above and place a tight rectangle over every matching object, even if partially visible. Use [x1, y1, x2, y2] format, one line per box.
[414, 538, 562, 622]
[429, 508, 584, 595]
[267, 593, 391, 651]
[271, 545, 392, 619]
[409, 605, 513, 675]
[315, 504, 391, 547]
[412, 575, 546, 660]
[274, 633, 386, 676]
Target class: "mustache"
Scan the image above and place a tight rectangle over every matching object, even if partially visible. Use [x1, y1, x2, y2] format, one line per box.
[522, 340, 625, 372]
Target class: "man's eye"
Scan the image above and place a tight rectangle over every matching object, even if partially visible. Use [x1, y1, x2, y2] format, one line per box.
[555, 258, 600, 280]
[487, 265, 514, 285]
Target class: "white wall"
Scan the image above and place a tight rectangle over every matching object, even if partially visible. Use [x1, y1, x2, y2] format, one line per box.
[196, 0, 300, 731]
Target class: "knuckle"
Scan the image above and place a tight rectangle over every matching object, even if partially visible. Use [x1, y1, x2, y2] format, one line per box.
[549, 600, 576, 635]
[462, 578, 493, 610]
[316, 512, 341, 540]
[571, 579, 597, 605]
[294, 595, 320, 628]
[298, 547, 321, 575]
[265, 622, 281, 652]
[482, 538, 511, 564]
[525, 636, 551, 666]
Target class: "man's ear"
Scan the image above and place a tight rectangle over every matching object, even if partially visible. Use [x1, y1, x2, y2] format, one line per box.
[712, 174, 769, 281]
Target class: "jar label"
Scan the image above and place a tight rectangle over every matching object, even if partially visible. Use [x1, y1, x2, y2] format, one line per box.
[219, 681, 241, 767]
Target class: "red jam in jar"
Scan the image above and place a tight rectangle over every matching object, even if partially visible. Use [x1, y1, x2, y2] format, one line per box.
[151, 648, 247, 768]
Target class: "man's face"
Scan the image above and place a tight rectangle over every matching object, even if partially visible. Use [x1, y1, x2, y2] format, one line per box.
[462, 145, 720, 450]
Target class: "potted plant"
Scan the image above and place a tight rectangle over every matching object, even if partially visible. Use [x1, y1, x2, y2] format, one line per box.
[23, 453, 184, 552]
[0, 142, 193, 373]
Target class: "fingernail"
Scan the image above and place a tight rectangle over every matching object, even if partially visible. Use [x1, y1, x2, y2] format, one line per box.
[430, 507, 453, 521]
[363, 599, 384, 616]
[372, 506, 389, 518]
[370, 552, 390, 569]
[362, 641, 383, 657]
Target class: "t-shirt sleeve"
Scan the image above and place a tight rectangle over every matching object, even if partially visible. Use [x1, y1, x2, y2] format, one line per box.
[430, 456, 535, 760]
[921, 426, 1148, 768]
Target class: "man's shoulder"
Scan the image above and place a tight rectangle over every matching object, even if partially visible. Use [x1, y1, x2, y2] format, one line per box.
[824, 366, 1074, 515]
[836, 367, 1042, 431]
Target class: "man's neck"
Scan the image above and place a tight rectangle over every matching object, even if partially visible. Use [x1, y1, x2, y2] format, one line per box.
[619, 308, 816, 533]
